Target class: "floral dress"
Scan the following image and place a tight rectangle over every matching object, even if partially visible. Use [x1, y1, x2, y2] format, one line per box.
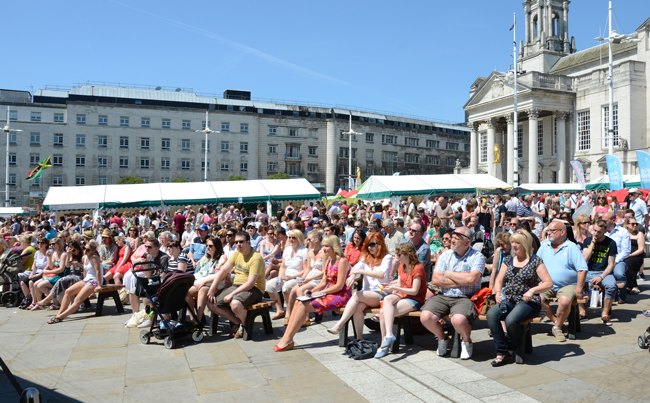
[501, 255, 542, 304]
[310, 258, 351, 314]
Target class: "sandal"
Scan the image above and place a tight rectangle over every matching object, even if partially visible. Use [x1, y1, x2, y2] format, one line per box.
[47, 317, 62, 324]
[642, 310, 650, 318]
[490, 355, 511, 367]
[601, 315, 612, 326]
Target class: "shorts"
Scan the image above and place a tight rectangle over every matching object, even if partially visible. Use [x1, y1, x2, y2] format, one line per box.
[372, 289, 391, 301]
[403, 298, 422, 310]
[84, 278, 99, 288]
[421, 295, 475, 320]
[265, 277, 301, 294]
[18, 272, 42, 285]
[215, 285, 263, 308]
[542, 284, 577, 303]
[47, 276, 61, 285]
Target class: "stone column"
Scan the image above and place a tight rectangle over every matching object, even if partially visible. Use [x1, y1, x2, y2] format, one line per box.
[563, 0, 570, 51]
[325, 119, 337, 194]
[555, 112, 567, 183]
[506, 114, 515, 185]
[525, 2, 531, 44]
[528, 109, 539, 183]
[469, 122, 478, 174]
[486, 119, 495, 177]
[540, 1, 546, 45]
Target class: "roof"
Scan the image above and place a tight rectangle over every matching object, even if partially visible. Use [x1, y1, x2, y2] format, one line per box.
[549, 41, 638, 75]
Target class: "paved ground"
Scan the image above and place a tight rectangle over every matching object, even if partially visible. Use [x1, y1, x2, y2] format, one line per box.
[2, 272, 650, 402]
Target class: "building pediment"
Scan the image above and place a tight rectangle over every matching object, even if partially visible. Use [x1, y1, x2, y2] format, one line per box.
[464, 71, 531, 110]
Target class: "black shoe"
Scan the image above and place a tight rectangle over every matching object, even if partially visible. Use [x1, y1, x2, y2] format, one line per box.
[364, 317, 380, 331]
[490, 355, 512, 367]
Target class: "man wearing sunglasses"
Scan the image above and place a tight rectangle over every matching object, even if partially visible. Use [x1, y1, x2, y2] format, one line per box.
[420, 226, 485, 360]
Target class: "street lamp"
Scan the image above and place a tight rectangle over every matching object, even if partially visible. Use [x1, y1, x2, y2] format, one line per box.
[342, 112, 361, 190]
[2, 106, 21, 207]
[596, 0, 640, 156]
[195, 110, 219, 182]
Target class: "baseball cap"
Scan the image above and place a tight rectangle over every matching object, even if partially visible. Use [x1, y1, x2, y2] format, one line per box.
[198, 223, 209, 231]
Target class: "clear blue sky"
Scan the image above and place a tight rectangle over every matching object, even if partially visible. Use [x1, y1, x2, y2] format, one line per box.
[3, 0, 647, 123]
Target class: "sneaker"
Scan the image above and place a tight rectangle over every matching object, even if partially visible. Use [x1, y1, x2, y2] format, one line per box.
[552, 326, 566, 342]
[137, 318, 153, 328]
[436, 337, 449, 356]
[380, 335, 396, 349]
[460, 341, 473, 360]
[374, 346, 390, 359]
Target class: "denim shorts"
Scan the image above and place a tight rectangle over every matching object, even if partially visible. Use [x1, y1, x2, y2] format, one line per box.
[403, 298, 422, 310]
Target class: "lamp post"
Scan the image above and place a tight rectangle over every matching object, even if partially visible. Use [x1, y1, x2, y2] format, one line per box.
[195, 110, 219, 182]
[342, 112, 361, 190]
[2, 106, 21, 207]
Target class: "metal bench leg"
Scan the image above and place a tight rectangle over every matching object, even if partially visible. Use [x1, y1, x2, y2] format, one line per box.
[449, 329, 461, 358]
[261, 309, 273, 334]
[242, 310, 257, 341]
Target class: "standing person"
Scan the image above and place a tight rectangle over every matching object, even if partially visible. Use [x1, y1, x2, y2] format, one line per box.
[624, 217, 645, 294]
[172, 209, 186, 240]
[627, 188, 648, 231]
[273, 235, 351, 351]
[434, 197, 454, 229]
[419, 226, 485, 360]
[487, 230, 552, 366]
[493, 195, 507, 234]
[477, 197, 493, 236]
[207, 231, 266, 338]
[373, 243, 427, 358]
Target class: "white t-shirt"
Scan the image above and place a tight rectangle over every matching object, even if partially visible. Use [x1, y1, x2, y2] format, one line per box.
[283, 246, 308, 277]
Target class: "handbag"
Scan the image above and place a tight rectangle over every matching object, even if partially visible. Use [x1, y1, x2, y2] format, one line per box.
[470, 287, 494, 315]
[590, 288, 601, 308]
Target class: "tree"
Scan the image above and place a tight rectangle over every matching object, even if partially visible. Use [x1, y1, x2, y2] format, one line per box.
[117, 176, 144, 184]
[268, 172, 289, 180]
[171, 178, 189, 183]
[228, 175, 246, 181]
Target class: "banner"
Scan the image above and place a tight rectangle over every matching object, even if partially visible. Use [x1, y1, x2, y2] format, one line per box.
[637, 150, 650, 189]
[26, 155, 52, 181]
[605, 154, 623, 191]
[570, 160, 586, 188]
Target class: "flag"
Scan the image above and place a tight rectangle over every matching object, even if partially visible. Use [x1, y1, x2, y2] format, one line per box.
[637, 150, 650, 189]
[509, 23, 514, 31]
[26, 155, 52, 181]
[605, 155, 623, 190]
[570, 160, 586, 188]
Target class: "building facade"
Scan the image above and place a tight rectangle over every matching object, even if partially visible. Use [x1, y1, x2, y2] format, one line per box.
[465, 0, 650, 185]
[0, 85, 469, 207]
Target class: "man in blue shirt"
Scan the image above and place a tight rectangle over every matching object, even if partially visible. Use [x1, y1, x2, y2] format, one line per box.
[538, 220, 587, 342]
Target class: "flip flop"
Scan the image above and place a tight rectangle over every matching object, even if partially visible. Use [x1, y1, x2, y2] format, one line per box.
[47, 317, 62, 324]
[642, 310, 650, 318]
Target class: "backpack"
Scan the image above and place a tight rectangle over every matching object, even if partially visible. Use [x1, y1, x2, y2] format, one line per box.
[481, 238, 494, 259]
[345, 339, 378, 360]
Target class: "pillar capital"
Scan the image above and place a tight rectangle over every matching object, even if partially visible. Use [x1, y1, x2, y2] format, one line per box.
[469, 121, 480, 131]
[505, 114, 514, 124]
[485, 118, 496, 129]
[554, 111, 569, 121]
[527, 109, 540, 120]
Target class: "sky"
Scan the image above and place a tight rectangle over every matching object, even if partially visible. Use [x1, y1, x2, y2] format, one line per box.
[2, 0, 647, 123]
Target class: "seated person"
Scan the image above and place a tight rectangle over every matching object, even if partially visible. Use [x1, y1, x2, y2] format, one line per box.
[265, 230, 307, 320]
[582, 219, 618, 324]
[419, 226, 485, 360]
[185, 236, 226, 325]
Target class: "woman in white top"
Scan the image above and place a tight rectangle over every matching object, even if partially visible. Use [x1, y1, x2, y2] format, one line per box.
[25, 238, 50, 308]
[265, 229, 307, 319]
[327, 232, 393, 339]
[48, 240, 101, 324]
[285, 230, 325, 321]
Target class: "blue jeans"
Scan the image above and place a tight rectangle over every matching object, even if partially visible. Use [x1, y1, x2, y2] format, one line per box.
[613, 261, 627, 301]
[487, 300, 541, 356]
[585, 271, 617, 300]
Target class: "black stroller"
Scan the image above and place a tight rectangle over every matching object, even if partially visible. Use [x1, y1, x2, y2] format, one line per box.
[132, 261, 204, 349]
[0, 249, 22, 307]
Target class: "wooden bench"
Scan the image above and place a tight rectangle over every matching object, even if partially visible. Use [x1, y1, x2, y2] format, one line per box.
[210, 300, 274, 341]
[548, 296, 589, 340]
[94, 284, 125, 316]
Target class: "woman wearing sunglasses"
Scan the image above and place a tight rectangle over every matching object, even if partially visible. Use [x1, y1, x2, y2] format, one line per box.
[624, 217, 645, 295]
[591, 192, 612, 222]
[265, 229, 307, 320]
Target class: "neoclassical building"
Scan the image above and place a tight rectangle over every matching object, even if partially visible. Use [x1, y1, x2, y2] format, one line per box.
[465, 0, 650, 185]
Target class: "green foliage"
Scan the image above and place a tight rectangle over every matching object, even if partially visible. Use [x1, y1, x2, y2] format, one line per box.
[268, 172, 289, 180]
[228, 175, 246, 181]
[171, 177, 189, 183]
[117, 176, 144, 184]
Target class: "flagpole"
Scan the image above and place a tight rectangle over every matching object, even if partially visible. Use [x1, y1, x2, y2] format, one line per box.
[513, 12, 519, 187]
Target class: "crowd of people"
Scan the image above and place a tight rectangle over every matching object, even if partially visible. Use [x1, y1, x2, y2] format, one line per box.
[1, 187, 648, 365]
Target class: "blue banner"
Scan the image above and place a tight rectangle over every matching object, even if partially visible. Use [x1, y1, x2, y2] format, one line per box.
[605, 155, 623, 190]
[570, 160, 586, 188]
[637, 150, 650, 189]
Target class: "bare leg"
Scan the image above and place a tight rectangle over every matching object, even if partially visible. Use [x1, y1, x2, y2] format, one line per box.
[56, 284, 96, 320]
[450, 314, 472, 342]
[113, 273, 124, 286]
[286, 287, 299, 318]
[277, 300, 312, 348]
[54, 281, 85, 319]
[196, 286, 210, 322]
[207, 302, 240, 325]
[554, 296, 572, 330]
[420, 310, 446, 340]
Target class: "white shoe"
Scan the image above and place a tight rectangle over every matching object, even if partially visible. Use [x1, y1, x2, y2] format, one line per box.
[460, 341, 473, 360]
[436, 338, 449, 356]
[137, 318, 153, 328]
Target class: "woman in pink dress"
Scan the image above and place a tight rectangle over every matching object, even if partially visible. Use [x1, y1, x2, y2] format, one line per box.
[274, 235, 351, 351]
[103, 236, 132, 285]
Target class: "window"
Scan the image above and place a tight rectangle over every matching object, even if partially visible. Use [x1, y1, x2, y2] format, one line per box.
[76, 134, 86, 147]
[201, 160, 209, 170]
[98, 115, 108, 125]
[537, 120, 543, 156]
[577, 110, 591, 151]
[240, 162, 248, 172]
[31, 177, 41, 187]
[181, 139, 191, 151]
[8, 173, 16, 186]
[97, 156, 107, 168]
[289, 129, 298, 137]
[53, 133, 63, 147]
[479, 132, 487, 163]
[30, 132, 40, 146]
[366, 133, 374, 143]
[141, 117, 150, 128]
[52, 175, 63, 186]
[30, 112, 41, 122]
[141, 137, 150, 149]
[98, 176, 107, 185]
[405, 153, 419, 164]
[181, 159, 191, 170]
[9, 110, 17, 121]
[8, 153, 16, 166]
[52, 154, 63, 167]
[161, 138, 170, 150]
[181, 120, 191, 130]
[339, 147, 349, 158]
[98, 135, 107, 148]
[8, 132, 16, 145]
[465, 144, 470, 152]
[119, 157, 129, 169]
[382, 151, 398, 163]
[221, 122, 230, 132]
[220, 161, 230, 171]
[76, 114, 86, 125]
[404, 137, 419, 147]
[54, 113, 64, 123]
[140, 158, 150, 169]
[221, 141, 230, 153]
[161, 177, 170, 183]
[268, 144, 277, 154]
[201, 139, 210, 152]
[162, 118, 171, 129]
[308, 146, 317, 156]
[602, 104, 619, 148]
[161, 158, 170, 170]
[75, 176, 85, 186]
[426, 139, 440, 149]
[240, 123, 249, 133]
[445, 142, 459, 151]
[268, 126, 277, 136]
[425, 155, 439, 165]
[120, 116, 129, 127]
[120, 136, 129, 149]
[240, 142, 248, 154]
[366, 149, 374, 161]
[307, 163, 318, 173]
[76, 155, 85, 167]
[381, 134, 397, 145]
[447, 157, 456, 166]
[267, 162, 278, 172]
[30, 154, 40, 166]
[553, 117, 557, 155]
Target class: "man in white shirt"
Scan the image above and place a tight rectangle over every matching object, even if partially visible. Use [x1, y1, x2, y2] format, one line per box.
[603, 211, 631, 302]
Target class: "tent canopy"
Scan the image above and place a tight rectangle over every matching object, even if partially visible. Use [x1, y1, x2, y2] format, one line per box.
[356, 174, 511, 200]
[515, 183, 584, 194]
[586, 175, 639, 190]
[43, 178, 320, 211]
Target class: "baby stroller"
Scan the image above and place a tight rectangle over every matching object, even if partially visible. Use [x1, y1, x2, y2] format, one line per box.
[132, 261, 204, 349]
[0, 249, 22, 307]
[638, 327, 650, 353]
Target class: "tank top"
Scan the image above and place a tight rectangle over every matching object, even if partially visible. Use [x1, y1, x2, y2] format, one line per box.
[83, 256, 98, 282]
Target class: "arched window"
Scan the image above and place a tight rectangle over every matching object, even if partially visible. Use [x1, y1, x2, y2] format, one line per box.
[532, 15, 539, 39]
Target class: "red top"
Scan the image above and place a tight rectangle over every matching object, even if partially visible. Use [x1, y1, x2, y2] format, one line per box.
[344, 242, 362, 266]
[397, 262, 427, 305]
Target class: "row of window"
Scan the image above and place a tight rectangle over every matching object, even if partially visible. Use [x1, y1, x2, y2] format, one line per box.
[342, 132, 465, 151]
[73, 113, 249, 133]
[65, 134, 249, 152]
